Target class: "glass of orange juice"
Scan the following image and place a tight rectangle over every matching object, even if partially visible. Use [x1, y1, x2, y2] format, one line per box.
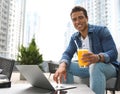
[77, 49, 89, 67]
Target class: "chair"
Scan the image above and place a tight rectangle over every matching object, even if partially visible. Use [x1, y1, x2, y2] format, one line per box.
[106, 65, 120, 94]
[48, 61, 59, 78]
[0, 57, 15, 88]
[106, 48, 120, 94]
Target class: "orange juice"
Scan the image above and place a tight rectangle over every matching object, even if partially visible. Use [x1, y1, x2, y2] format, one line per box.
[77, 49, 89, 67]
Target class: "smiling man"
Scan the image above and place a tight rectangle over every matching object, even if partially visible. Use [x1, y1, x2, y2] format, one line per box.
[53, 6, 120, 94]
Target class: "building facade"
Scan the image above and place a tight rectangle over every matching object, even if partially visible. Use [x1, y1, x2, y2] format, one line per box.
[0, 0, 10, 57]
[7, 0, 25, 60]
[0, 0, 25, 60]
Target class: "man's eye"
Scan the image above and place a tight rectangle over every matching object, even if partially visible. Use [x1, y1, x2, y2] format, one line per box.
[78, 16, 84, 19]
[72, 18, 76, 22]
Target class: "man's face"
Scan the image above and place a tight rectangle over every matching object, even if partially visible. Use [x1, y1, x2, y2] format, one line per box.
[71, 11, 88, 32]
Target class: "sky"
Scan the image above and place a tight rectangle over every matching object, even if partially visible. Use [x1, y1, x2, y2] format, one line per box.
[26, 0, 75, 61]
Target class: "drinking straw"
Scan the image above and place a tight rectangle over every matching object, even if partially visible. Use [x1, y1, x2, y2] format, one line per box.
[74, 40, 79, 49]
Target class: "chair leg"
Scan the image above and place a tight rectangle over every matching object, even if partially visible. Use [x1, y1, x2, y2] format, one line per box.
[106, 90, 115, 94]
[110, 91, 115, 94]
[48, 73, 51, 79]
[106, 90, 107, 94]
[112, 91, 115, 94]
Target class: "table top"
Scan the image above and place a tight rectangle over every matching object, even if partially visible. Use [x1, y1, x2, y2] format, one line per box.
[0, 83, 95, 94]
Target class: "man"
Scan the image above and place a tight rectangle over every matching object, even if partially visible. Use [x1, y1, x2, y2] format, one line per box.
[53, 6, 120, 94]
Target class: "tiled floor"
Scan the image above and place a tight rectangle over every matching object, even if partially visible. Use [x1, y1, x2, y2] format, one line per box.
[11, 72, 120, 94]
[11, 72, 28, 84]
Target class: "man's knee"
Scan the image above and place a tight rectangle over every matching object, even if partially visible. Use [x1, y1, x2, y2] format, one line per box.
[89, 63, 104, 74]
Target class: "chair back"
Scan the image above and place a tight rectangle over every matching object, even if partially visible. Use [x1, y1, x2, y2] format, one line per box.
[106, 48, 120, 94]
[0, 57, 15, 80]
[48, 61, 58, 73]
[115, 65, 120, 91]
[116, 47, 120, 90]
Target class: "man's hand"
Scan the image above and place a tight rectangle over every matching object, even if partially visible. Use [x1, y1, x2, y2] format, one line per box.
[53, 62, 67, 83]
[81, 52, 100, 65]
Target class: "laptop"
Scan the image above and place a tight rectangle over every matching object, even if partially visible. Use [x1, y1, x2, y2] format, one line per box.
[16, 65, 76, 91]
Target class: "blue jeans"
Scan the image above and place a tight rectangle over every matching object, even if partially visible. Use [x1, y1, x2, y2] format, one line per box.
[65, 62, 117, 94]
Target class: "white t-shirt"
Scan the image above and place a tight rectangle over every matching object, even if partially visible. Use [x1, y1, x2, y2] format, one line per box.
[81, 35, 91, 51]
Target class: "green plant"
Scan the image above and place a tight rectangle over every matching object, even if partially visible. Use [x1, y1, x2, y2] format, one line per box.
[17, 38, 43, 66]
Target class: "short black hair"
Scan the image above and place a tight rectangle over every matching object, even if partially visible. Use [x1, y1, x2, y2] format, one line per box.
[70, 6, 88, 18]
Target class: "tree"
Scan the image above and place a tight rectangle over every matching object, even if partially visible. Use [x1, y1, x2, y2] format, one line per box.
[17, 38, 43, 67]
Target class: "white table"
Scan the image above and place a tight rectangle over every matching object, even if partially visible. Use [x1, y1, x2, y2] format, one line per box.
[0, 83, 95, 94]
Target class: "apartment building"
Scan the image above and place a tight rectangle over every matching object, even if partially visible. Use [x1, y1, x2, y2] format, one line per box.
[0, 0, 10, 57]
[7, 0, 25, 60]
[0, 0, 25, 60]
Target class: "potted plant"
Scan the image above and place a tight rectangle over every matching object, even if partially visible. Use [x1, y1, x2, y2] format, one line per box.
[17, 38, 43, 79]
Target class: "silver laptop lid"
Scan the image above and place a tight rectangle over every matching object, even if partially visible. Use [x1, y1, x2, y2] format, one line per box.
[16, 65, 54, 90]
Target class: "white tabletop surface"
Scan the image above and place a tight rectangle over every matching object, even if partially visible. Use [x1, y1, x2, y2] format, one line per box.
[0, 83, 95, 94]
